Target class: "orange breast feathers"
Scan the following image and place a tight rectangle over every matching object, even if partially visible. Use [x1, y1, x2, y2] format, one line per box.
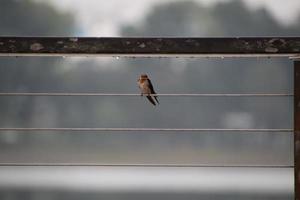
[138, 78, 147, 84]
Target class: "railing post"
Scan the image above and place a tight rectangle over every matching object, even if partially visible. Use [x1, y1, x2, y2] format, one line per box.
[295, 61, 300, 200]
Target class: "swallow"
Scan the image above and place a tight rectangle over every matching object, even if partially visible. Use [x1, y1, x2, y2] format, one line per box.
[137, 74, 159, 106]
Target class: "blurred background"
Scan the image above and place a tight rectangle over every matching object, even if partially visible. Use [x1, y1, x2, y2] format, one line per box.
[0, 0, 299, 199]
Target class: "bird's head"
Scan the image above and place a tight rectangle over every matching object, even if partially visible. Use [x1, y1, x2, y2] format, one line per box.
[140, 74, 148, 79]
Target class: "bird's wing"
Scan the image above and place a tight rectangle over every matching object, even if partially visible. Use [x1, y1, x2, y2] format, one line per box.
[148, 79, 159, 104]
[146, 96, 156, 106]
[147, 79, 156, 94]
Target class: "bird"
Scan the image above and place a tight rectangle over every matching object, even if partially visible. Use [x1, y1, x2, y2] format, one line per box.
[137, 74, 159, 106]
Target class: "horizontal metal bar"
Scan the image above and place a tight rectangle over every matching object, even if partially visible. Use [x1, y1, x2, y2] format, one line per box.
[0, 163, 293, 168]
[0, 37, 300, 57]
[0, 128, 293, 132]
[1, 53, 299, 58]
[0, 93, 293, 97]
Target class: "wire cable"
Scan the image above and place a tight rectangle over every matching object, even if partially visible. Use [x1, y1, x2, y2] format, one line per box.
[0, 128, 293, 132]
[0, 163, 293, 168]
[0, 92, 293, 97]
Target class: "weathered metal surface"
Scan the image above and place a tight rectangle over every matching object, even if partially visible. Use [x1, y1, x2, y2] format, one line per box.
[0, 37, 300, 57]
[295, 61, 300, 200]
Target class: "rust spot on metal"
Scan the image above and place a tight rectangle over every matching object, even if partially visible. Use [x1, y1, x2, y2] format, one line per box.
[30, 43, 44, 51]
[69, 38, 78, 42]
[139, 43, 146, 48]
[185, 39, 195, 43]
[265, 47, 278, 53]
[269, 38, 286, 46]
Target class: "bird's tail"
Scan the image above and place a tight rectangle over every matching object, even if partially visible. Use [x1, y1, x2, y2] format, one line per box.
[153, 95, 159, 104]
[146, 95, 156, 106]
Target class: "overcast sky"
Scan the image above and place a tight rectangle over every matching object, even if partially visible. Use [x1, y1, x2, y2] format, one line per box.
[36, 0, 300, 36]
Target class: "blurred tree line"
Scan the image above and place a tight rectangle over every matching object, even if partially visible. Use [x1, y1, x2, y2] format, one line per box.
[0, 0, 298, 166]
[0, 0, 74, 127]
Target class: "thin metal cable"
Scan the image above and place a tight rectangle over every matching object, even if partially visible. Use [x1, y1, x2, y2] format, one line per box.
[0, 128, 293, 132]
[0, 92, 293, 97]
[0, 163, 293, 168]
